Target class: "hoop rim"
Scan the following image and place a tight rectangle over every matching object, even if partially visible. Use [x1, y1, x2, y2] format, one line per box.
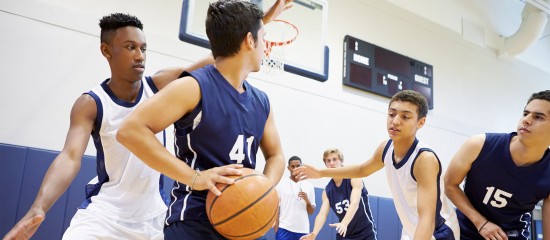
[263, 19, 299, 48]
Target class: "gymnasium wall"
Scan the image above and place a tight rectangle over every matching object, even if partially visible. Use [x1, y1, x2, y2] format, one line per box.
[1, 0, 549, 201]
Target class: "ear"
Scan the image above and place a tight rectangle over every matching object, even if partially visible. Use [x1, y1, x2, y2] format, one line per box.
[100, 43, 111, 58]
[245, 32, 256, 50]
[417, 116, 426, 129]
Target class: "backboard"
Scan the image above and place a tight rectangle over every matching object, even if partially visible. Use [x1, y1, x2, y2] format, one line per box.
[179, 0, 329, 82]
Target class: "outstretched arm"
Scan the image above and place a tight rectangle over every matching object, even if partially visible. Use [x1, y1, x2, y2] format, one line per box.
[444, 134, 507, 239]
[413, 152, 440, 240]
[300, 190, 330, 240]
[329, 178, 363, 238]
[263, 0, 294, 24]
[3, 95, 96, 240]
[296, 141, 386, 180]
[151, 54, 214, 90]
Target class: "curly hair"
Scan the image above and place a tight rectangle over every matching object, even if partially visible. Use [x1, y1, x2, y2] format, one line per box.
[99, 13, 143, 44]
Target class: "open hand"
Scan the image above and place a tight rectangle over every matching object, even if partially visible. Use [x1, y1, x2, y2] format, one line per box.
[191, 164, 243, 196]
[3, 214, 45, 240]
[294, 164, 321, 180]
[329, 222, 349, 237]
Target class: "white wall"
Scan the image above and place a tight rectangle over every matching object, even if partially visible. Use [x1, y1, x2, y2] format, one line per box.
[1, 0, 549, 198]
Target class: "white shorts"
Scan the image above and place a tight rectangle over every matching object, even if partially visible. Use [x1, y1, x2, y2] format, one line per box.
[62, 209, 164, 240]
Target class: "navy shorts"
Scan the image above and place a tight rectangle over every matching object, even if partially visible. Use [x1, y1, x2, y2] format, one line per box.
[164, 219, 226, 240]
[164, 219, 270, 240]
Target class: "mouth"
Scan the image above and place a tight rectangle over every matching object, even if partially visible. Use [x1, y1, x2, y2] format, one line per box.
[389, 128, 400, 133]
[133, 64, 145, 72]
[518, 127, 530, 133]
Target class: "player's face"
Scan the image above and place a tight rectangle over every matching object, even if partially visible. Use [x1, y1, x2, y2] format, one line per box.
[517, 99, 550, 146]
[323, 153, 342, 168]
[288, 160, 302, 180]
[387, 101, 425, 141]
[108, 26, 147, 81]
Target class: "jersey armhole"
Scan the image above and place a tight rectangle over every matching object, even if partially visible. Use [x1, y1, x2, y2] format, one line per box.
[83, 92, 102, 135]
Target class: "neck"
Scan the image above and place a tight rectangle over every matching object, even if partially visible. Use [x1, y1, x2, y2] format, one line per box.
[509, 135, 548, 166]
[333, 178, 343, 186]
[106, 76, 141, 103]
[392, 137, 415, 162]
[289, 175, 299, 183]
[214, 56, 252, 93]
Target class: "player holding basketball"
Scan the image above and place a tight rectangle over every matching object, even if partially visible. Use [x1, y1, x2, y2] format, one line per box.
[301, 148, 376, 240]
[3, 1, 292, 238]
[275, 156, 316, 240]
[444, 90, 550, 240]
[116, 0, 291, 239]
[296, 90, 459, 240]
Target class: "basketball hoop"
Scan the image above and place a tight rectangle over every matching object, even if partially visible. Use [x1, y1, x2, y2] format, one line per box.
[262, 19, 299, 75]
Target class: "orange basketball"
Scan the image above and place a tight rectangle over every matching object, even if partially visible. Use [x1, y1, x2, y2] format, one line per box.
[206, 168, 279, 240]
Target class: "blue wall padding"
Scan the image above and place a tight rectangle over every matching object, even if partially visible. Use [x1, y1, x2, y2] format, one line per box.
[0, 144, 28, 236]
[0, 143, 405, 240]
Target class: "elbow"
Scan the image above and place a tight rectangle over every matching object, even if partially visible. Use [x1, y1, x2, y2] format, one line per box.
[116, 121, 133, 147]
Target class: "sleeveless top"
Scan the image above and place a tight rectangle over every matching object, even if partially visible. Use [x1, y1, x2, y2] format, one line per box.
[166, 65, 270, 225]
[82, 78, 167, 222]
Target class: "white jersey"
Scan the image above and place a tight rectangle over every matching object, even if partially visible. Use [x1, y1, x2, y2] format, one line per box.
[382, 139, 459, 240]
[81, 78, 167, 222]
[276, 177, 316, 234]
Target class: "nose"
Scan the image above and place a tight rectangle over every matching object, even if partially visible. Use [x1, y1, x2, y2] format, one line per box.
[391, 116, 401, 126]
[135, 49, 145, 62]
[522, 114, 532, 126]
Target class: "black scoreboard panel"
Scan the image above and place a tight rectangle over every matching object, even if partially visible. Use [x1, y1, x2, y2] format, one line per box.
[343, 35, 434, 109]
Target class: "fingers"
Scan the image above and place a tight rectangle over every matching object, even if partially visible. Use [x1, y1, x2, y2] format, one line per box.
[216, 164, 243, 176]
[209, 184, 222, 196]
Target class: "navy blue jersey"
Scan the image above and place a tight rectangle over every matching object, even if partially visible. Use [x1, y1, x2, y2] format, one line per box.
[165, 65, 270, 225]
[326, 179, 377, 240]
[458, 132, 550, 239]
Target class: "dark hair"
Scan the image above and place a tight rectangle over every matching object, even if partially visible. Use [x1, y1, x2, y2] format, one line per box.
[206, 0, 264, 58]
[527, 90, 550, 104]
[389, 90, 428, 120]
[99, 13, 143, 44]
[288, 156, 302, 165]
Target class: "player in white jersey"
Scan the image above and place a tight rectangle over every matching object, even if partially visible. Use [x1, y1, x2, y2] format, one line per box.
[382, 139, 459, 239]
[3, 13, 215, 240]
[296, 90, 459, 240]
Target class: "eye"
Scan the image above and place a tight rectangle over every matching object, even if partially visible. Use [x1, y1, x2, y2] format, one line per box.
[141, 47, 147, 53]
[127, 45, 135, 50]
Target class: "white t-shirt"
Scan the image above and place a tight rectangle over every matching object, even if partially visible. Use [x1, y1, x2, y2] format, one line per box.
[276, 177, 316, 234]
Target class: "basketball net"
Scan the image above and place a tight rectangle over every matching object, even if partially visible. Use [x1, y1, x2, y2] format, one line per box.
[262, 19, 299, 75]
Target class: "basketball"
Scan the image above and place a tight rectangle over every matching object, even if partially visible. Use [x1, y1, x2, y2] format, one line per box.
[206, 168, 279, 239]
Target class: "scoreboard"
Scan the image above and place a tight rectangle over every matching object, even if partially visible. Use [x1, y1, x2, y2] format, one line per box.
[343, 35, 434, 109]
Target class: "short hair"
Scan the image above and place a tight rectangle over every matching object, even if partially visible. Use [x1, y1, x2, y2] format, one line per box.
[389, 90, 428, 119]
[527, 90, 550, 104]
[322, 148, 344, 163]
[99, 13, 143, 44]
[288, 156, 302, 165]
[206, 0, 264, 58]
